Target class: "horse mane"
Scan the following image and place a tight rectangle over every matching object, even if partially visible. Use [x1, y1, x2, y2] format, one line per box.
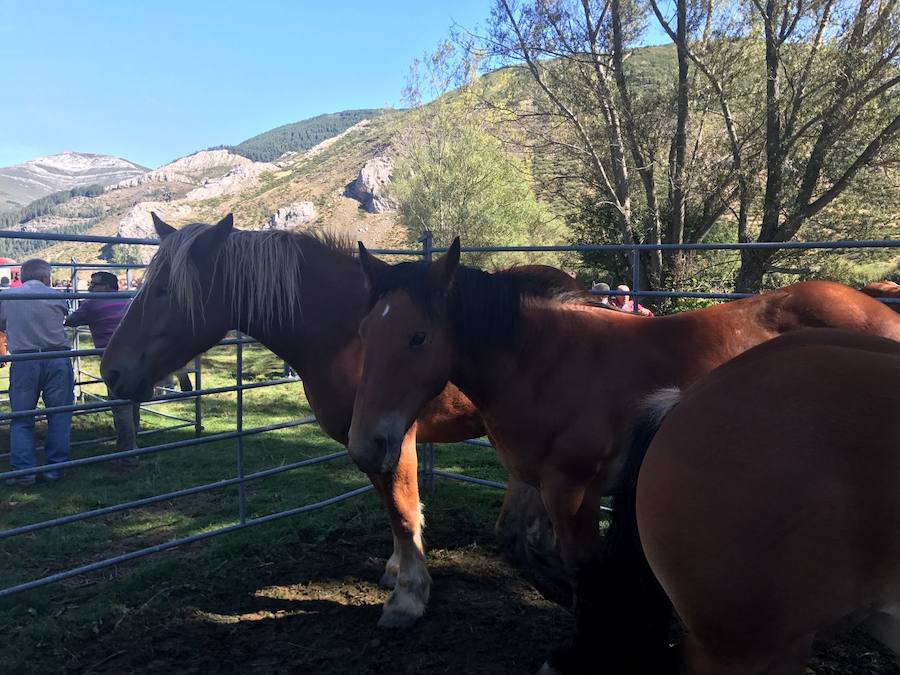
[369, 261, 590, 353]
[143, 222, 355, 329]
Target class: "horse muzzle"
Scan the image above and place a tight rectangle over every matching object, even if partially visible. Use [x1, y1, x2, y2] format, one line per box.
[101, 364, 155, 402]
[347, 422, 405, 475]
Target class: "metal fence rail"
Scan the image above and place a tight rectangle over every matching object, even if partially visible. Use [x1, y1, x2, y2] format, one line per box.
[0, 228, 897, 599]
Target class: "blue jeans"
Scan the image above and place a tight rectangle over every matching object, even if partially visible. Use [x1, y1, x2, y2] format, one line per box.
[9, 357, 74, 478]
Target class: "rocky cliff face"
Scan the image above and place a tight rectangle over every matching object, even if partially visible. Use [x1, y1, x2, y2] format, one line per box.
[108, 201, 196, 263]
[109, 150, 264, 190]
[186, 161, 277, 201]
[0, 152, 147, 213]
[345, 156, 396, 213]
[263, 202, 317, 230]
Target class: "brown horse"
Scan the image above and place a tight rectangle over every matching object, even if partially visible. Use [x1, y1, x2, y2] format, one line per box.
[565, 329, 900, 674]
[100, 214, 580, 628]
[862, 280, 900, 313]
[349, 239, 900, 615]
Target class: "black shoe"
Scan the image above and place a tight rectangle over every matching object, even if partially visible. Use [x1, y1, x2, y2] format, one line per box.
[5, 476, 36, 487]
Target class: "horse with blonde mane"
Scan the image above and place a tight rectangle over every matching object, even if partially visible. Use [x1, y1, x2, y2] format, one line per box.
[100, 214, 580, 628]
[561, 329, 900, 674]
[349, 238, 900, 656]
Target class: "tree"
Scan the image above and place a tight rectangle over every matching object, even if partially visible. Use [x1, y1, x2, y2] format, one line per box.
[733, 0, 900, 290]
[473, 0, 900, 291]
[108, 244, 143, 265]
[479, 0, 743, 287]
[392, 43, 569, 266]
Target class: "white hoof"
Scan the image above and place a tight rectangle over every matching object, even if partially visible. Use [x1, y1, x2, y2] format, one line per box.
[536, 662, 561, 675]
[377, 602, 424, 629]
[377, 574, 430, 629]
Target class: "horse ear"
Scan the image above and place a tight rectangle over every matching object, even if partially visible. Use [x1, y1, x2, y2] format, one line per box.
[191, 214, 234, 259]
[428, 237, 461, 292]
[358, 241, 389, 289]
[151, 212, 176, 239]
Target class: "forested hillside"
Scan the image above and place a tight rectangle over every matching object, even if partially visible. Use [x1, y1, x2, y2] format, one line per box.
[0, 185, 107, 259]
[229, 109, 386, 162]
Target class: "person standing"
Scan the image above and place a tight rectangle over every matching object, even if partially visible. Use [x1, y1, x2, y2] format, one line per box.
[0, 259, 73, 486]
[591, 281, 612, 306]
[65, 271, 139, 468]
[613, 284, 654, 316]
[0, 277, 9, 368]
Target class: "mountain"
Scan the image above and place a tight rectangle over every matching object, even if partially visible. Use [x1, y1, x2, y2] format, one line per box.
[0, 152, 148, 214]
[229, 109, 386, 162]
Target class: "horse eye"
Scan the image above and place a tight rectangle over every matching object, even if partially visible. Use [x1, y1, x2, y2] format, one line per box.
[409, 331, 427, 348]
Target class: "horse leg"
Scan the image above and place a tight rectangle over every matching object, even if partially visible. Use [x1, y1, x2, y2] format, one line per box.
[368, 425, 431, 629]
[496, 477, 569, 602]
[539, 483, 587, 589]
[379, 533, 401, 588]
[541, 482, 632, 674]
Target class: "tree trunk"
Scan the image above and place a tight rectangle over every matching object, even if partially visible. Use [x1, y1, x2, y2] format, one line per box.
[737, 0, 783, 291]
[670, 0, 689, 249]
[735, 248, 776, 292]
[610, 0, 663, 283]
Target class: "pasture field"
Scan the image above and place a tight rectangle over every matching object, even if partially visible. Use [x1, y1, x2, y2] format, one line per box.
[0, 343, 896, 673]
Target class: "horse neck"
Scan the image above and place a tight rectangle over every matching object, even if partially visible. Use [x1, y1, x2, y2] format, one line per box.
[448, 302, 606, 411]
[231, 242, 367, 375]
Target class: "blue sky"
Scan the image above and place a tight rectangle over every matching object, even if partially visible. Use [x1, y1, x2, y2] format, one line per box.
[0, 1, 668, 169]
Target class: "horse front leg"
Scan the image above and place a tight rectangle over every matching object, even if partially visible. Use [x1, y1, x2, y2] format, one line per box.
[539, 482, 609, 674]
[367, 423, 431, 629]
[539, 482, 604, 596]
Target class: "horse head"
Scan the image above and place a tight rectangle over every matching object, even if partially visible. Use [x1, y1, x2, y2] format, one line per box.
[101, 213, 234, 401]
[348, 238, 462, 474]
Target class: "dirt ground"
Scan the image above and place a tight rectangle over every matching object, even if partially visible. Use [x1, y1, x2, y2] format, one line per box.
[44, 529, 899, 675]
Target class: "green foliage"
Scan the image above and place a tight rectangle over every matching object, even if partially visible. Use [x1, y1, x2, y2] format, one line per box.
[0, 184, 104, 230]
[0, 223, 98, 260]
[393, 124, 568, 267]
[0, 185, 105, 260]
[230, 109, 386, 162]
[393, 44, 569, 267]
[107, 244, 143, 265]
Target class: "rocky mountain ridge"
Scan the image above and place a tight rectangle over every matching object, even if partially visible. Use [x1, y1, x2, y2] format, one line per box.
[0, 152, 147, 213]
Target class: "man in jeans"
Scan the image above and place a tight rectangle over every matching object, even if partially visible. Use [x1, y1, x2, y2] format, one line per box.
[0, 259, 73, 486]
[0, 276, 9, 368]
[66, 271, 139, 469]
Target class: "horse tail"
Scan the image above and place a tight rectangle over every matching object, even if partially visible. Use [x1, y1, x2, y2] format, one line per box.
[572, 388, 681, 674]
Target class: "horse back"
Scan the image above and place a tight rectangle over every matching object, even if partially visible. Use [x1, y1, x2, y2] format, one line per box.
[750, 280, 900, 341]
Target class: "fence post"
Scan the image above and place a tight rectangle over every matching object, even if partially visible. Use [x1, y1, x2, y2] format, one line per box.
[193, 356, 202, 435]
[418, 231, 436, 493]
[631, 246, 641, 314]
[236, 332, 246, 524]
[70, 258, 84, 403]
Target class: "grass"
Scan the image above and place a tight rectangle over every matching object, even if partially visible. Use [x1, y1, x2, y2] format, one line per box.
[0, 339, 507, 671]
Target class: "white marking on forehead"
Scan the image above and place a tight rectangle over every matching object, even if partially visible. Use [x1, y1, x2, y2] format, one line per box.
[381, 303, 391, 318]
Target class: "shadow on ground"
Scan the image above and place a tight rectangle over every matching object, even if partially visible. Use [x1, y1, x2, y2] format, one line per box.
[63, 534, 572, 674]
